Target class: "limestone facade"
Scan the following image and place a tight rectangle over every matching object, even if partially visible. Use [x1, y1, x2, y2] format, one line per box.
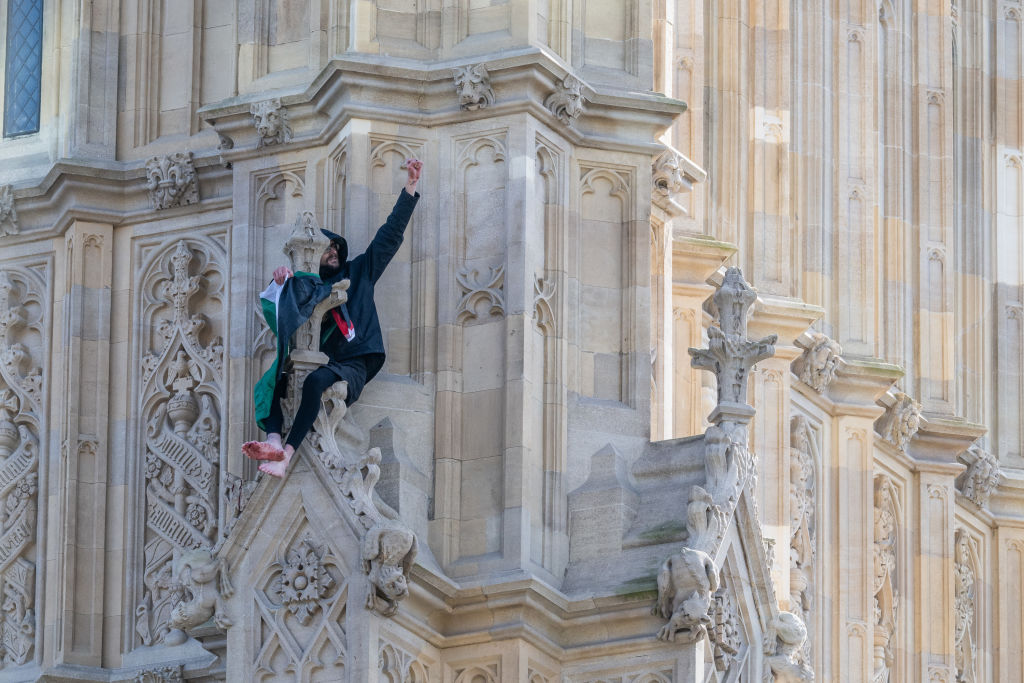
[0, 1, 1021, 681]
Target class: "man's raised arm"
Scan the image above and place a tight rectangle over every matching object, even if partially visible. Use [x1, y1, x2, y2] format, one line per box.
[363, 159, 422, 283]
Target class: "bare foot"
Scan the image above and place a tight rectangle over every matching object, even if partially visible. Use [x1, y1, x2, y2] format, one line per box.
[243, 440, 285, 462]
[259, 452, 291, 478]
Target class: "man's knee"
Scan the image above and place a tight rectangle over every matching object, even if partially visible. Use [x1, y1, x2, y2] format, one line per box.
[302, 368, 340, 398]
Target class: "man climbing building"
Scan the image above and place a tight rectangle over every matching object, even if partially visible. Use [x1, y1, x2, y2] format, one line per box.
[243, 159, 422, 477]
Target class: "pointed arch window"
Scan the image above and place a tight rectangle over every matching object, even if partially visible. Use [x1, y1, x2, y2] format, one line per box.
[3, 0, 43, 137]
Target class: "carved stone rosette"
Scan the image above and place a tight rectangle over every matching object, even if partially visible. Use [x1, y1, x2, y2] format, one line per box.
[135, 241, 225, 647]
[793, 332, 843, 393]
[0, 186, 18, 237]
[544, 74, 584, 125]
[146, 152, 199, 210]
[956, 443, 1001, 509]
[453, 63, 495, 110]
[250, 98, 293, 148]
[0, 268, 45, 669]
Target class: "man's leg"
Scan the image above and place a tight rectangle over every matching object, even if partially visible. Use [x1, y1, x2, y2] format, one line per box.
[258, 367, 341, 477]
[243, 370, 289, 461]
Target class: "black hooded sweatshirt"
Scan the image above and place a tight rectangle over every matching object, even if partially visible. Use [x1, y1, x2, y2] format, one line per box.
[318, 187, 419, 383]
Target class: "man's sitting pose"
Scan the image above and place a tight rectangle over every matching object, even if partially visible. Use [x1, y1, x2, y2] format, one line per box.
[243, 159, 422, 477]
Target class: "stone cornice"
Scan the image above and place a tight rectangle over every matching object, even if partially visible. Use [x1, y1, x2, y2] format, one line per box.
[200, 49, 687, 160]
[821, 355, 903, 414]
[670, 233, 736, 289]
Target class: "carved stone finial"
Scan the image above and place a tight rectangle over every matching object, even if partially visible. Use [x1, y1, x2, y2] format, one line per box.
[652, 146, 692, 217]
[250, 98, 292, 148]
[689, 268, 777, 420]
[956, 443, 1001, 509]
[880, 391, 921, 451]
[653, 545, 718, 643]
[146, 152, 199, 210]
[544, 74, 584, 125]
[764, 612, 814, 682]
[453, 63, 494, 110]
[284, 211, 330, 276]
[794, 332, 843, 393]
[0, 185, 19, 236]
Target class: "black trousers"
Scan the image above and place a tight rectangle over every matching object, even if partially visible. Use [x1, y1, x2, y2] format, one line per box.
[262, 357, 369, 450]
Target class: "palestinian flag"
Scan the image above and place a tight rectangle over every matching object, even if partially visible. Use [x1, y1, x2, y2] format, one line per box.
[252, 272, 333, 431]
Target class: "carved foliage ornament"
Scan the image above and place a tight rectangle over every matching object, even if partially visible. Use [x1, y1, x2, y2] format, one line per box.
[709, 585, 743, 672]
[0, 268, 44, 668]
[873, 477, 900, 683]
[453, 63, 494, 110]
[789, 416, 816, 669]
[0, 186, 17, 237]
[250, 98, 293, 148]
[146, 152, 199, 210]
[954, 529, 978, 683]
[133, 665, 183, 683]
[456, 264, 505, 323]
[135, 241, 224, 648]
[956, 443, 1001, 509]
[545, 74, 584, 125]
[794, 332, 843, 393]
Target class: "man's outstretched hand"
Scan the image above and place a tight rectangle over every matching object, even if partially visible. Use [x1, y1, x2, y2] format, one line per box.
[405, 158, 422, 194]
[273, 266, 293, 285]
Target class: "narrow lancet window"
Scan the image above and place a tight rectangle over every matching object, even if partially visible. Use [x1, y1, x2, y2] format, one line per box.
[3, 0, 43, 137]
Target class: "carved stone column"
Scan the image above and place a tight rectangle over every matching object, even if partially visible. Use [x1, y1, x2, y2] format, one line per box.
[820, 358, 901, 682]
[54, 222, 113, 667]
[747, 296, 822, 604]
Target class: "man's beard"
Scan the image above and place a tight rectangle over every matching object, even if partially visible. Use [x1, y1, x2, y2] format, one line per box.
[319, 262, 342, 279]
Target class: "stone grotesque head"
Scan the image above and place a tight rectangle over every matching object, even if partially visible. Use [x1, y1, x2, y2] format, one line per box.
[250, 98, 292, 148]
[453, 63, 494, 110]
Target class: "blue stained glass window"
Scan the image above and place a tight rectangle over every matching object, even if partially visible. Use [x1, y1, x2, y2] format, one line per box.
[4, 0, 43, 138]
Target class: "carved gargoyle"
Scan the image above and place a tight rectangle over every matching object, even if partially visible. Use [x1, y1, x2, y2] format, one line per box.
[764, 611, 813, 682]
[653, 546, 719, 642]
[165, 548, 233, 644]
[361, 519, 418, 617]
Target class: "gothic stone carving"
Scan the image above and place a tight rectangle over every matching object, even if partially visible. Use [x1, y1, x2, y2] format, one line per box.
[271, 538, 334, 625]
[164, 548, 233, 645]
[362, 520, 417, 617]
[311, 384, 419, 618]
[0, 268, 45, 668]
[956, 443, 1001, 509]
[954, 530, 978, 683]
[794, 332, 843, 393]
[653, 546, 718, 642]
[0, 186, 17, 237]
[789, 416, 816, 667]
[250, 98, 292, 148]
[379, 641, 430, 683]
[135, 241, 224, 647]
[873, 477, 900, 683]
[146, 152, 199, 210]
[652, 146, 691, 217]
[133, 665, 183, 683]
[456, 264, 505, 323]
[879, 392, 921, 452]
[453, 63, 494, 110]
[545, 74, 584, 125]
[690, 268, 777, 409]
[709, 585, 743, 672]
[764, 612, 813, 682]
